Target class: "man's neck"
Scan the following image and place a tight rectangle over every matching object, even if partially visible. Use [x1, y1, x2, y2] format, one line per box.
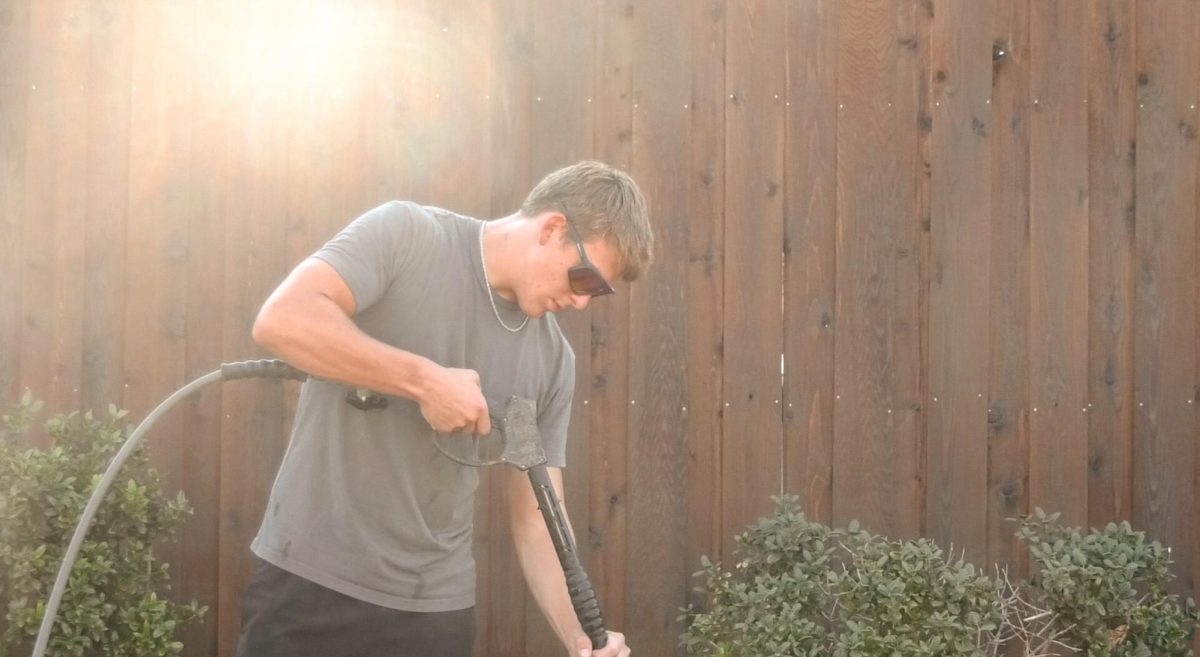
[481, 213, 523, 301]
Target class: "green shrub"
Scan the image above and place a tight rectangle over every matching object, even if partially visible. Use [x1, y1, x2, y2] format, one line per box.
[682, 499, 1198, 657]
[0, 391, 205, 657]
[681, 496, 1003, 657]
[1017, 508, 1198, 657]
[682, 497, 835, 657]
[833, 530, 1001, 657]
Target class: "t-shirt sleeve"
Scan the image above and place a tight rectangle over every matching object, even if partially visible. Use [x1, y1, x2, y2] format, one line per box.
[311, 201, 438, 314]
[538, 340, 576, 468]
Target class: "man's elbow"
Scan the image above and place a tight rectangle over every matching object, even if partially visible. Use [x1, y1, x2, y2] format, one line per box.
[251, 301, 287, 354]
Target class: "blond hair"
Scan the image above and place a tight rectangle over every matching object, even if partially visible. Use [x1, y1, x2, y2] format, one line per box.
[521, 161, 653, 281]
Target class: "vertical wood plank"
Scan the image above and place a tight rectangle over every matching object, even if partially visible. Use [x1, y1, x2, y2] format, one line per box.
[721, 0, 786, 557]
[21, 0, 90, 416]
[529, 2, 596, 652]
[188, 6, 241, 654]
[1086, 0, 1136, 527]
[626, 0, 690, 653]
[832, 0, 923, 539]
[411, 1, 492, 217]
[175, 1, 222, 653]
[179, 127, 224, 657]
[0, 0, 30, 402]
[388, 0, 434, 205]
[213, 2, 293, 653]
[683, 0, 726, 608]
[987, 0, 1032, 574]
[783, 0, 837, 526]
[47, 2, 88, 414]
[912, 2, 933, 456]
[1028, 0, 1089, 527]
[282, 0, 340, 284]
[487, 0, 532, 218]
[375, 0, 496, 649]
[481, 0, 532, 654]
[349, 0, 404, 214]
[123, 0, 192, 420]
[81, 0, 131, 413]
[310, 0, 387, 236]
[1195, 0, 1200, 621]
[124, 0, 195, 611]
[589, 0, 633, 638]
[1133, 0, 1197, 591]
[391, 0, 437, 206]
[927, 0, 993, 566]
[899, 0, 931, 542]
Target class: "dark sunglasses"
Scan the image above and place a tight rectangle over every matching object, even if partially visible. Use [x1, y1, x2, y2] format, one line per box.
[565, 220, 615, 297]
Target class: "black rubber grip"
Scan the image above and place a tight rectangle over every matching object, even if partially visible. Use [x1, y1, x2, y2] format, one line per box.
[220, 359, 309, 382]
[528, 465, 608, 649]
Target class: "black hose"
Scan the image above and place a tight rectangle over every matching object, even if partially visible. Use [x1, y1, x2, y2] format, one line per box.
[33, 360, 609, 654]
[32, 359, 306, 657]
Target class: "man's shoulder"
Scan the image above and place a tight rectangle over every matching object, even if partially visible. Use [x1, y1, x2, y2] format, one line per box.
[354, 201, 480, 246]
[410, 203, 479, 227]
[367, 200, 441, 227]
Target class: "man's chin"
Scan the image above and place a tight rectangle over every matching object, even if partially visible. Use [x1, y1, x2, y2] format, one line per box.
[525, 305, 550, 319]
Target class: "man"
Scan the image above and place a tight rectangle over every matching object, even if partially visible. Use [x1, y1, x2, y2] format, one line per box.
[237, 161, 653, 657]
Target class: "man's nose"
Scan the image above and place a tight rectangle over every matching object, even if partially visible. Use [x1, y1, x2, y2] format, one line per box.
[570, 294, 591, 311]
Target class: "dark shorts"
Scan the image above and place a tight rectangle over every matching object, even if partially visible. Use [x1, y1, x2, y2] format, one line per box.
[236, 557, 475, 657]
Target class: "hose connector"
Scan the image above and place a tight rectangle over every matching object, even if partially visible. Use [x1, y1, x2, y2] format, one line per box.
[220, 359, 308, 382]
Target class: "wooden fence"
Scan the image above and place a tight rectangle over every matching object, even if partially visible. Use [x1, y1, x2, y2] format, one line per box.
[1, 1, 1198, 656]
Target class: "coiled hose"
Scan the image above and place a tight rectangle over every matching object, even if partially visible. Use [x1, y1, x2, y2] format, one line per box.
[32, 359, 306, 657]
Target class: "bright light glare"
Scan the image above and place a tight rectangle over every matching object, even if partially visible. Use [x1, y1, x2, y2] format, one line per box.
[225, 2, 394, 103]
[203, 1, 494, 184]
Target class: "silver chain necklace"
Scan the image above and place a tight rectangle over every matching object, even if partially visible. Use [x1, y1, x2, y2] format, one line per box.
[479, 221, 529, 332]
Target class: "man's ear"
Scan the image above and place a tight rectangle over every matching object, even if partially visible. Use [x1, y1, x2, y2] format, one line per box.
[536, 211, 568, 246]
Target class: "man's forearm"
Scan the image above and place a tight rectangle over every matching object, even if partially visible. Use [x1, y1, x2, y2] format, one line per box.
[252, 258, 437, 401]
[507, 468, 588, 654]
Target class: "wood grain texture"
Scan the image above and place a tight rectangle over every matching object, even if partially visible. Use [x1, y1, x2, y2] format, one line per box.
[21, 0, 89, 419]
[683, 0, 726, 612]
[1194, 0, 1200, 629]
[626, 0, 691, 652]
[185, 6, 237, 654]
[987, 0, 1032, 576]
[832, 0, 924, 540]
[175, 0, 222, 652]
[926, 0, 992, 566]
[587, 0, 634, 639]
[783, 0, 837, 526]
[122, 0, 194, 605]
[212, 2, 293, 653]
[1133, 0, 1197, 593]
[1086, 0, 1136, 529]
[80, 0, 130, 415]
[479, 0, 532, 654]
[0, 0, 31, 402]
[527, 0, 597, 652]
[720, 0, 787, 559]
[1028, 0, 1090, 527]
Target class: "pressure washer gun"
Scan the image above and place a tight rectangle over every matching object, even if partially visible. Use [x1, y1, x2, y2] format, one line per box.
[432, 396, 609, 649]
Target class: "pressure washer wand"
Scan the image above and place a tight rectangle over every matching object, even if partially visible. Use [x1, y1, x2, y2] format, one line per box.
[456, 395, 609, 650]
[527, 464, 608, 649]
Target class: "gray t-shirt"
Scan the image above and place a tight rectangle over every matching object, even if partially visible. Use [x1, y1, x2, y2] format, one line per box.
[251, 201, 575, 612]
